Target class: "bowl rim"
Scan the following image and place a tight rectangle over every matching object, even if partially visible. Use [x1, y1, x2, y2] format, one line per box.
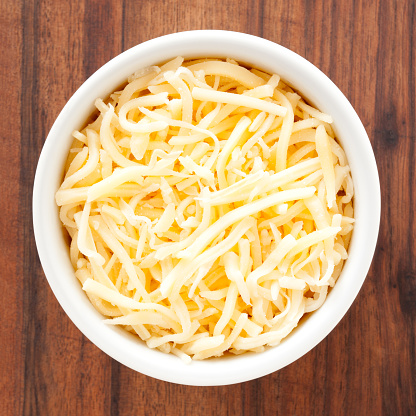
[33, 29, 380, 386]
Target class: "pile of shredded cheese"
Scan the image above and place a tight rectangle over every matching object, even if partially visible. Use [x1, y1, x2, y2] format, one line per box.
[56, 57, 354, 362]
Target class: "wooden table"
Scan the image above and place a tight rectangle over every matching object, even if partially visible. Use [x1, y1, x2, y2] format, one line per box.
[1, 0, 414, 414]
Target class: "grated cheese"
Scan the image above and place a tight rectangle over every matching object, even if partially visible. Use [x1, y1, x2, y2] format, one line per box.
[56, 57, 354, 361]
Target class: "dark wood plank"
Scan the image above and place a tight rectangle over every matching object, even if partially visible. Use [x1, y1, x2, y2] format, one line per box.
[0, 2, 24, 416]
[1, 0, 415, 414]
[18, 0, 116, 415]
[371, 0, 416, 414]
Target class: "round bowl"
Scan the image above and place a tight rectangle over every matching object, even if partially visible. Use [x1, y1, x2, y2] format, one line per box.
[33, 30, 380, 386]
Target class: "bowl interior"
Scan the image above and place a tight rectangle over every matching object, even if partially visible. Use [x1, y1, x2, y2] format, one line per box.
[33, 30, 380, 386]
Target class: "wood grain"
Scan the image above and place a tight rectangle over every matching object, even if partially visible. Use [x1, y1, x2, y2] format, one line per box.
[1, 0, 415, 414]
[0, 1, 23, 415]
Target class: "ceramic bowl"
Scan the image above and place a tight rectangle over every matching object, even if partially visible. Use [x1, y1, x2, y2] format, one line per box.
[33, 30, 380, 386]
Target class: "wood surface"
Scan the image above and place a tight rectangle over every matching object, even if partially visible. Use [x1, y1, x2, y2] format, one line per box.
[1, 0, 415, 414]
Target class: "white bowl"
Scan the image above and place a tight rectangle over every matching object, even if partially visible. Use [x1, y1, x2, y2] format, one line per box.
[33, 30, 380, 386]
